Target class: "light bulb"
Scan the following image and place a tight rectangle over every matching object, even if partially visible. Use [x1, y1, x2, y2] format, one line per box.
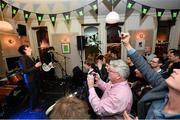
[105, 11, 120, 24]
[0, 21, 13, 32]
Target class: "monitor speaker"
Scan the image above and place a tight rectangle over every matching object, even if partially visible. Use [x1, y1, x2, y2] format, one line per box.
[17, 24, 27, 36]
[77, 36, 87, 50]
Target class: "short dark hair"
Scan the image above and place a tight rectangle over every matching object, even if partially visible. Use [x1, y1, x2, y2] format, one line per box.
[169, 49, 176, 53]
[96, 55, 104, 61]
[49, 46, 55, 51]
[18, 45, 29, 55]
[171, 50, 180, 58]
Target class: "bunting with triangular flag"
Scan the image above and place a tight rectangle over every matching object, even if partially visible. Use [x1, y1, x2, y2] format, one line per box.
[23, 10, 31, 23]
[76, 8, 84, 17]
[63, 12, 70, 22]
[141, 5, 150, 20]
[12, 6, 19, 18]
[36, 13, 44, 25]
[113, 0, 121, 9]
[156, 9, 165, 20]
[102, 0, 112, 11]
[1, 0, 7, 11]
[49, 14, 57, 26]
[90, 0, 98, 14]
[125, 0, 135, 20]
[171, 9, 179, 21]
[102, 0, 121, 12]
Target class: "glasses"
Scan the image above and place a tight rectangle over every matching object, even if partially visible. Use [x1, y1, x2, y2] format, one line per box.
[107, 67, 119, 74]
[150, 60, 158, 63]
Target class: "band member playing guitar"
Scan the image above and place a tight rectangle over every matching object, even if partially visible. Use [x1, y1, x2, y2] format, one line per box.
[43, 46, 57, 80]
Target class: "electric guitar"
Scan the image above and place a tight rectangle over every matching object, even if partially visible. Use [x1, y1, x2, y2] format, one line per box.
[42, 62, 54, 72]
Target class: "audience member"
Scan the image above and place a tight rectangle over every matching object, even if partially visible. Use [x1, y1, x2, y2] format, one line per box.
[104, 53, 113, 64]
[48, 96, 90, 119]
[150, 57, 168, 78]
[167, 50, 180, 76]
[162, 51, 168, 64]
[95, 55, 108, 82]
[161, 49, 176, 71]
[121, 32, 180, 119]
[144, 46, 157, 63]
[126, 57, 138, 83]
[87, 59, 132, 119]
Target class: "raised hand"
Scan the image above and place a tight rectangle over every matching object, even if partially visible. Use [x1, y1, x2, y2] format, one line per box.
[120, 32, 132, 50]
[35, 62, 42, 68]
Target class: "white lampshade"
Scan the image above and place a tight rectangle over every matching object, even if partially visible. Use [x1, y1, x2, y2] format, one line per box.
[105, 11, 120, 24]
[0, 21, 13, 32]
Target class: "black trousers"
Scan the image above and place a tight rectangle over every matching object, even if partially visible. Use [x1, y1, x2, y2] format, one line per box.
[27, 80, 40, 110]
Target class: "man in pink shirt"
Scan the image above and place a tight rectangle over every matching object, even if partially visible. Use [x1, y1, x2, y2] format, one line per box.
[87, 59, 133, 119]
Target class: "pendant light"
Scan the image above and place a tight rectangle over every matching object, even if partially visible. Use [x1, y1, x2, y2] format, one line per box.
[105, 0, 120, 24]
[0, 11, 13, 32]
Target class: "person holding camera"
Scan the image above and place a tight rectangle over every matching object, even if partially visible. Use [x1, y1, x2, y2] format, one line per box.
[87, 59, 133, 119]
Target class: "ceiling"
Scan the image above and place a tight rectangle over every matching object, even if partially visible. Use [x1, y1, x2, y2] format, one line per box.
[2, 0, 180, 21]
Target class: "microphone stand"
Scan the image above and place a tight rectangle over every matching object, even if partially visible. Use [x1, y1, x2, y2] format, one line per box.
[63, 56, 70, 77]
[53, 51, 70, 77]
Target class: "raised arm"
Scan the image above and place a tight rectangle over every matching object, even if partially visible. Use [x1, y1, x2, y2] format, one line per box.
[120, 33, 164, 87]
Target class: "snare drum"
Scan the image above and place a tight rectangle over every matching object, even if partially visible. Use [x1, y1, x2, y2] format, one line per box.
[8, 72, 23, 85]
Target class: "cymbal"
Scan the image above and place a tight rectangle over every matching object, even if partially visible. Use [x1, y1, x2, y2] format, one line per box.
[0, 77, 8, 82]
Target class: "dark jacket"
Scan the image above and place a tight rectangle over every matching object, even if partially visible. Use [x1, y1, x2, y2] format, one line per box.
[129, 50, 168, 119]
[19, 55, 40, 83]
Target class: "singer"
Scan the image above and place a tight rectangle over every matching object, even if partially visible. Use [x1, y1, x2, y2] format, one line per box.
[18, 45, 42, 112]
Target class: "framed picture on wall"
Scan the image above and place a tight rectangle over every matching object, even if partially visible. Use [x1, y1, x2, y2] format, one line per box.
[61, 43, 70, 54]
[135, 40, 145, 50]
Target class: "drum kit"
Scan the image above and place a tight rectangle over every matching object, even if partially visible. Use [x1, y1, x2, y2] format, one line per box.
[0, 70, 23, 85]
[0, 70, 27, 118]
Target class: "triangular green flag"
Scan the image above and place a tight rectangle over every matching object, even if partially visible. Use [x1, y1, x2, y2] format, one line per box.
[49, 14, 57, 26]
[1, 0, 7, 11]
[76, 8, 84, 17]
[12, 6, 19, 18]
[63, 12, 70, 23]
[141, 5, 150, 20]
[171, 9, 179, 21]
[90, 0, 98, 15]
[156, 9, 165, 20]
[23, 10, 31, 23]
[125, 0, 135, 20]
[36, 13, 44, 25]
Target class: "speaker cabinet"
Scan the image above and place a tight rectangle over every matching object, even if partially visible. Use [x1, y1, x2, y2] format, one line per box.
[77, 36, 87, 50]
[17, 24, 27, 36]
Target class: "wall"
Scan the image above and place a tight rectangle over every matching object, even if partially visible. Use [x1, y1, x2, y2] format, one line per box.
[0, 33, 30, 75]
[2, 12, 179, 75]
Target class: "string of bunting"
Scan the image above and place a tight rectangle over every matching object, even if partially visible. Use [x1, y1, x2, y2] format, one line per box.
[125, 0, 179, 22]
[0, 0, 179, 26]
